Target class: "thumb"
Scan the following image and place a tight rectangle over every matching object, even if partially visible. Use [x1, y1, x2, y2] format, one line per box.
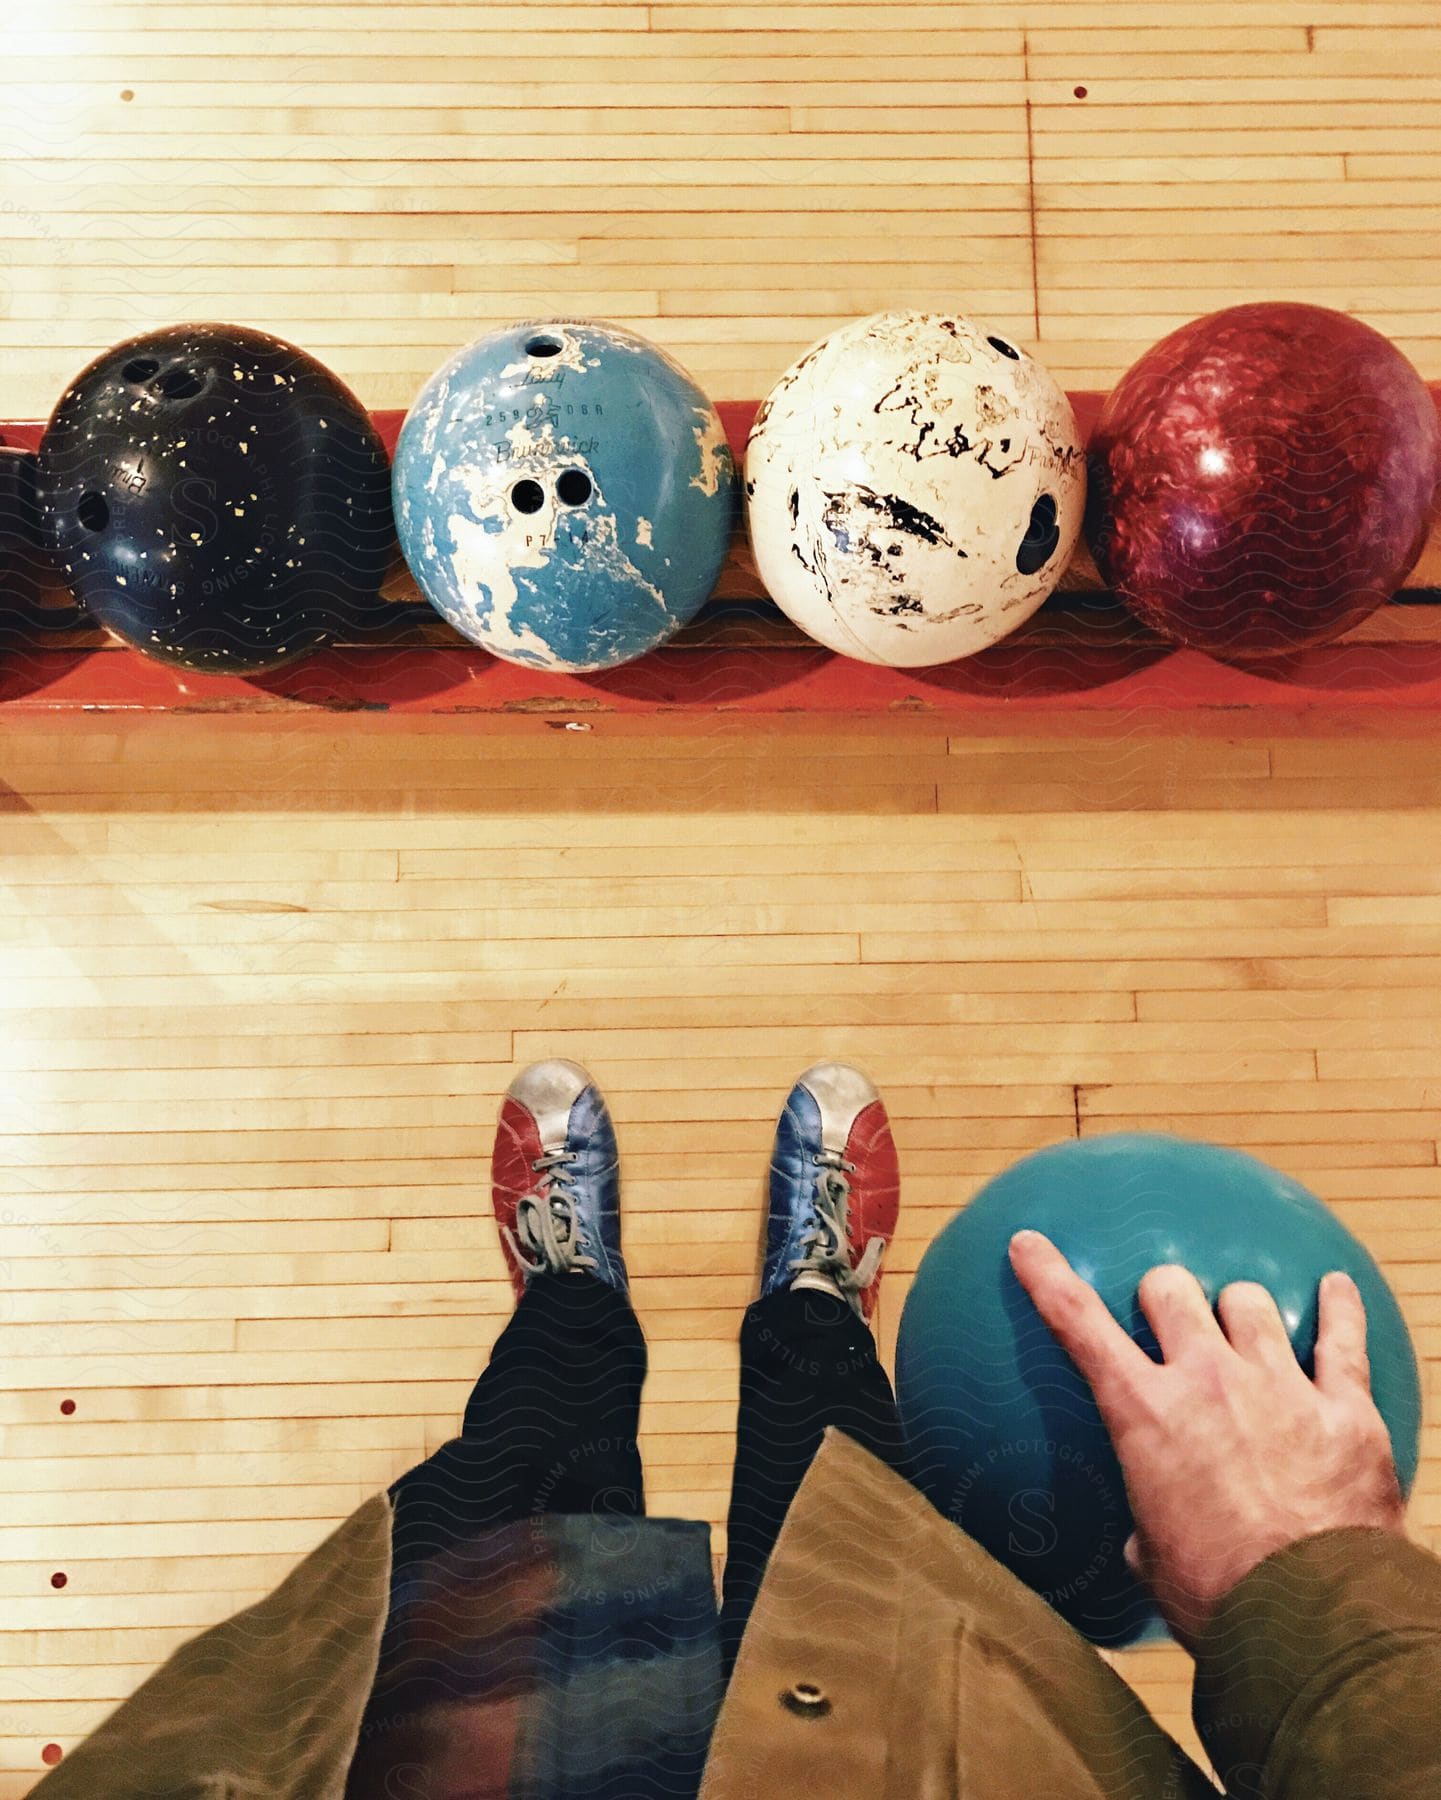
[1123, 1532, 1146, 1582]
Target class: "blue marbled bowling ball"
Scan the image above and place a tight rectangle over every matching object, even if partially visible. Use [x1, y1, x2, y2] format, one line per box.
[392, 320, 738, 672]
[896, 1132, 1422, 1648]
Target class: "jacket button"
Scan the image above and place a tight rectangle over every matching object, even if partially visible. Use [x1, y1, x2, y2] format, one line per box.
[781, 1681, 832, 1719]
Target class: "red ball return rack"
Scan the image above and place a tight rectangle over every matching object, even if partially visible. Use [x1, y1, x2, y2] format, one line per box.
[3, 393, 1441, 732]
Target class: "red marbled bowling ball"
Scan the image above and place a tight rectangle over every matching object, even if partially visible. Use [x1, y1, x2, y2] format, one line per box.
[1087, 302, 1441, 655]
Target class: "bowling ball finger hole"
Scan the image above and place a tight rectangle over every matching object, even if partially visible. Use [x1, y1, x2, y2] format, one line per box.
[152, 366, 205, 401]
[76, 493, 110, 533]
[556, 470, 593, 507]
[1017, 493, 1061, 575]
[122, 357, 160, 384]
[525, 335, 565, 359]
[988, 336, 1021, 360]
[511, 479, 546, 515]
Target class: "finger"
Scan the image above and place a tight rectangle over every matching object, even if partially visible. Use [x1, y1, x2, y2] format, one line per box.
[1009, 1231, 1155, 1411]
[1137, 1263, 1223, 1364]
[1216, 1281, 1298, 1374]
[1123, 1532, 1145, 1581]
[1313, 1270, 1373, 1398]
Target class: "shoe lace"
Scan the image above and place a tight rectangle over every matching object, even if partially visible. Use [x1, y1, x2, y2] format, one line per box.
[502, 1150, 599, 1279]
[788, 1148, 887, 1314]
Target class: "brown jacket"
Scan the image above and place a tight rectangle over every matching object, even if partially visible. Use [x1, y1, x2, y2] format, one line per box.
[29, 1429, 1441, 1798]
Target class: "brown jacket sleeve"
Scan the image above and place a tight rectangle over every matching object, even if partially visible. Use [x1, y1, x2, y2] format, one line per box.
[1191, 1526, 1441, 1799]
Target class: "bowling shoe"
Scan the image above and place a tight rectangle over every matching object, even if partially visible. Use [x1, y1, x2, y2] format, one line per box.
[491, 1059, 627, 1302]
[762, 1061, 901, 1323]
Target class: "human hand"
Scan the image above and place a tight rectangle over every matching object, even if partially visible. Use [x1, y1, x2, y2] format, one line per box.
[1007, 1230, 1408, 1648]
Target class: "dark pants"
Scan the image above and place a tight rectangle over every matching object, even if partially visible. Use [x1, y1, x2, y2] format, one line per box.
[387, 1274, 913, 1674]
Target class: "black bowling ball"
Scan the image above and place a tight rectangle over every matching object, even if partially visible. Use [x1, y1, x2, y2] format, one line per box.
[36, 323, 393, 673]
[0, 445, 44, 620]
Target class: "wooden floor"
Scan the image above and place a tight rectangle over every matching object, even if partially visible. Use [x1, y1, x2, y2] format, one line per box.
[0, 714, 1438, 1785]
[4, 1, 1441, 415]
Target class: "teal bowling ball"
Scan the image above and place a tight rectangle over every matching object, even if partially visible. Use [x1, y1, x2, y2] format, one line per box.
[392, 319, 738, 672]
[895, 1132, 1421, 1648]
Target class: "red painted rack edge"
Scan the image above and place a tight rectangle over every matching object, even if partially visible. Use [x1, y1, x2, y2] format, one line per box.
[3, 396, 1441, 726]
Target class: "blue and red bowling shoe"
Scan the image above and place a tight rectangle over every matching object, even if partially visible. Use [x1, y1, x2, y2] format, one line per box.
[763, 1062, 901, 1322]
[491, 1059, 628, 1302]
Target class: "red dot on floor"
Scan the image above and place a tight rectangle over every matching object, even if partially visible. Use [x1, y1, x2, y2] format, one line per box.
[1074, 85, 1088, 97]
[51, 1572, 68, 1590]
[59, 1400, 76, 1416]
[42, 1744, 63, 1765]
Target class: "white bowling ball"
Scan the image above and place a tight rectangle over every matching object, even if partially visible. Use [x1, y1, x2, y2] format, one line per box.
[745, 311, 1085, 666]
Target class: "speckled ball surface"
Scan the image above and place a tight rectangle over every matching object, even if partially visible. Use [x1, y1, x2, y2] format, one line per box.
[745, 311, 1086, 667]
[36, 323, 393, 674]
[392, 320, 738, 672]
